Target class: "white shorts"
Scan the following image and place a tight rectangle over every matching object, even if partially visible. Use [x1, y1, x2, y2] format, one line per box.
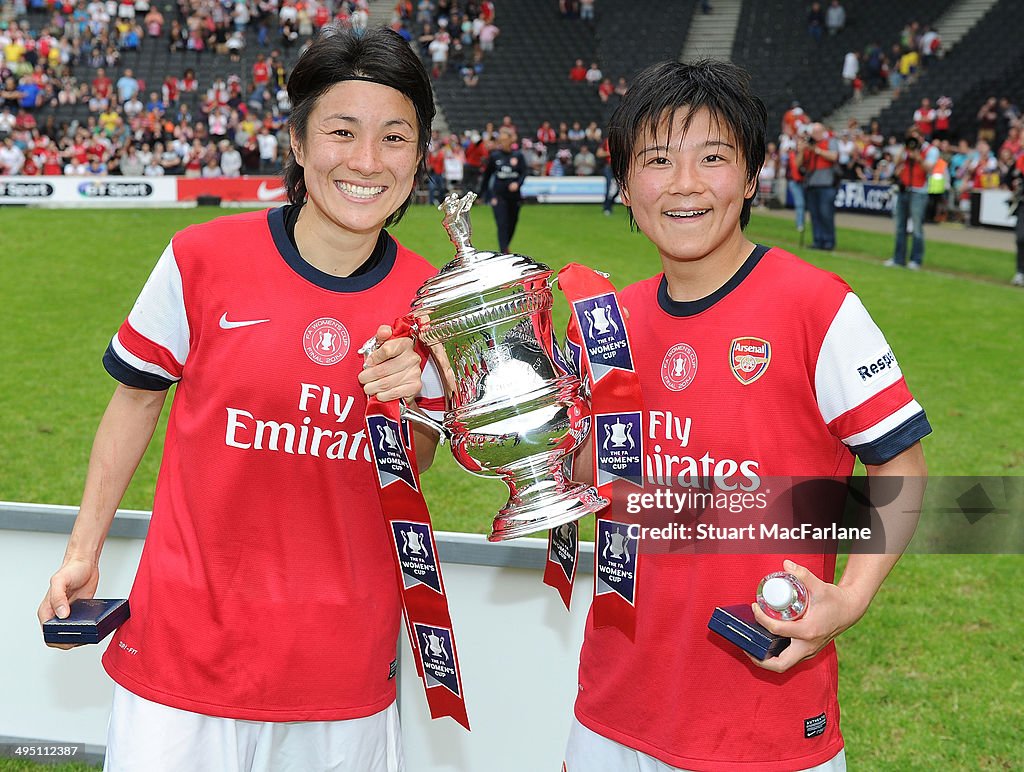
[564, 717, 847, 772]
[105, 684, 403, 772]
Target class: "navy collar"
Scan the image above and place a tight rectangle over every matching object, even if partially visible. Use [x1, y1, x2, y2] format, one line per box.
[657, 244, 769, 317]
[267, 205, 397, 292]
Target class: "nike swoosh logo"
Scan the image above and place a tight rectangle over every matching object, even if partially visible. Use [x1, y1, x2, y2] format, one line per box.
[219, 312, 271, 329]
[257, 181, 288, 201]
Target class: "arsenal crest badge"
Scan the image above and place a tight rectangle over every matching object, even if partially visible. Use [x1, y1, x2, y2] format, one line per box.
[729, 337, 771, 384]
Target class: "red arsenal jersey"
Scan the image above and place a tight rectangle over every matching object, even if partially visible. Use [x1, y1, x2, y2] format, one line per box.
[101, 208, 442, 721]
[575, 245, 930, 770]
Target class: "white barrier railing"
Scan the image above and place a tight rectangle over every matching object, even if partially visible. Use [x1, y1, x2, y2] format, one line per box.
[1, 502, 593, 771]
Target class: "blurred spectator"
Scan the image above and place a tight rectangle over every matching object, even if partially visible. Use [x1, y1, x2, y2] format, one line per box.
[0, 135, 25, 173]
[92, 66, 113, 102]
[498, 114, 518, 138]
[549, 147, 571, 176]
[218, 138, 241, 177]
[913, 98, 934, 140]
[144, 6, 164, 38]
[758, 140, 780, 202]
[574, 144, 596, 175]
[118, 142, 143, 175]
[519, 137, 545, 177]
[841, 50, 858, 87]
[85, 154, 107, 174]
[862, 42, 884, 93]
[478, 19, 499, 52]
[0, 106, 16, 136]
[17, 75, 43, 110]
[226, 30, 244, 63]
[1000, 125, 1022, 158]
[785, 135, 806, 233]
[897, 47, 919, 92]
[569, 58, 586, 82]
[919, 26, 940, 68]
[803, 122, 839, 250]
[977, 97, 998, 143]
[443, 134, 465, 192]
[1009, 155, 1024, 286]
[933, 96, 952, 141]
[807, 2, 824, 43]
[257, 124, 278, 171]
[115, 67, 138, 103]
[584, 62, 602, 85]
[999, 96, 1021, 126]
[463, 131, 489, 191]
[825, 1, 845, 36]
[885, 128, 937, 269]
[428, 30, 449, 78]
[201, 153, 222, 177]
[123, 92, 143, 119]
[426, 134, 446, 204]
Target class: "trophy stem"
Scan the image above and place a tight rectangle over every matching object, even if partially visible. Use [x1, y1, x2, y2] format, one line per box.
[488, 459, 608, 541]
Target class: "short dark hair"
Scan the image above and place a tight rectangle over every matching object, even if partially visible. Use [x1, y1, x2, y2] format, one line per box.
[608, 58, 767, 229]
[284, 26, 435, 227]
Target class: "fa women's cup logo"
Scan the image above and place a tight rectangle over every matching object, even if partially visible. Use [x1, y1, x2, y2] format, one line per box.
[303, 317, 350, 366]
[661, 342, 698, 391]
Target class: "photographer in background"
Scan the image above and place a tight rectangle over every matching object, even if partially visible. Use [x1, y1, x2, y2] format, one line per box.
[802, 122, 840, 251]
[1008, 153, 1024, 286]
[885, 127, 938, 269]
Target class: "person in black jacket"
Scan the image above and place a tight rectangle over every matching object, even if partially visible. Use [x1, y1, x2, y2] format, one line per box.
[480, 128, 528, 252]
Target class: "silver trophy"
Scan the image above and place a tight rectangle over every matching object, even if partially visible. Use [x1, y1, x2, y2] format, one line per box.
[406, 192, 608, 541]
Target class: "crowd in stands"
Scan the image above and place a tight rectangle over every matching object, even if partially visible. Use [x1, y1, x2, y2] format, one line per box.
[759, 92, 1024, 226]
[2, 0, 1021, 233]
[422, 113, 608, 202]
[838, 17, 943, 101]
[0, 0, 365, 177]
[0, 0, 636, 182]
[393, 1, 499, 85]
[567, 56, 628, 106]
[807, 0, 847, 42]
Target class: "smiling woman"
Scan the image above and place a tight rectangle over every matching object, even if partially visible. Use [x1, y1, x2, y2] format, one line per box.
[38, 26, 445, 772]
[565, 58, 931, 772]
[283, 27, 435, 276]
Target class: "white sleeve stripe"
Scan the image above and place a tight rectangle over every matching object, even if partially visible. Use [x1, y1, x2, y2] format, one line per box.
[815, 292, 905, 424]
[125, 241, 191, 367]
[110, 335, 179, 382]
[419, 357, 445, 400]
[421, 408, 445, 423]
[841, 400, 923, 446]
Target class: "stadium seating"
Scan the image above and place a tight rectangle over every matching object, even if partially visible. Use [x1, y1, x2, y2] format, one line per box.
[40, 20, 307, 130]
[429, 0, 692, 136]
[730, 0, 957, 133]
[875, 0, 1019, 140]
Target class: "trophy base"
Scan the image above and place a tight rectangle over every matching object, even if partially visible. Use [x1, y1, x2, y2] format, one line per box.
[488, 483, 608, 542]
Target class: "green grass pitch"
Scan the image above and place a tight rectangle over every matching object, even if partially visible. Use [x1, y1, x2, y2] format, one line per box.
[1, 204, 1021, 768]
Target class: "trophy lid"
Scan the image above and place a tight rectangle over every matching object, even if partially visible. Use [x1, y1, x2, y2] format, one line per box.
[410, 192, 553, 315]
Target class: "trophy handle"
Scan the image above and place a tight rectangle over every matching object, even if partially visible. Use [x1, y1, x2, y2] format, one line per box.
[401, 404, 448, 445]
[358, 332, 449, 444]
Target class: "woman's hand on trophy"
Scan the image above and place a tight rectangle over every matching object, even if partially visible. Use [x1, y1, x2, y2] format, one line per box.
[359, 324, 425, 402]
[744, 559, 862, 674]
